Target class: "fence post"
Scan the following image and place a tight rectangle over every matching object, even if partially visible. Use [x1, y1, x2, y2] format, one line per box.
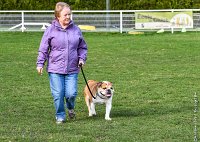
[21, 11, 25, 32]
[120, 11, 123, 33]
[171, 9, 173, 33]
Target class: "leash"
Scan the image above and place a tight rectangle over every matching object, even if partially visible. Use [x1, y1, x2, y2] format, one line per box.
[80, 66, 96, 99]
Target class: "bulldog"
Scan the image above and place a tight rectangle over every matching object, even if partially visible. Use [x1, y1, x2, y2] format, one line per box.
[83, 80, 114, 120]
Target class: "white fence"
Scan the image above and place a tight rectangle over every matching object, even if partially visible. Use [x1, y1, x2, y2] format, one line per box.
[0, 9, 200, 33]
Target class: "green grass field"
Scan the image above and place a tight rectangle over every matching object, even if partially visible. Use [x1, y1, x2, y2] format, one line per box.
[0, 31, 200, 142]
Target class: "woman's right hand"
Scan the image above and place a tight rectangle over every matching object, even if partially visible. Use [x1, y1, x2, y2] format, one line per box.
[36, 67, 43, 75]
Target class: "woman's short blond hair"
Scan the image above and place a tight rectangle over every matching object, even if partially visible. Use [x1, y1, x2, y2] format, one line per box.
[55, 2, 71, 18]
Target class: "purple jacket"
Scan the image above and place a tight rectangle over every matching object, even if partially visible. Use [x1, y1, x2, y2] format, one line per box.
[36, 19, 87, 74]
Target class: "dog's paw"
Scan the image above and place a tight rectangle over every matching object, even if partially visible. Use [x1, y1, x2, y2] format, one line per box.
[89, 113, 93, 117]
[92, 112, 96, 116]
[89, 113, 96, 117]
[105, 117, 112, 120]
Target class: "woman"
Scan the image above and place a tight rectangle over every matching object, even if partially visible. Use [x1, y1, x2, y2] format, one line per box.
[36, 2, 87, 124]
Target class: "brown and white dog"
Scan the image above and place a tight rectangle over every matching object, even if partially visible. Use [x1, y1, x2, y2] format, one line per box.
[83, 80, 114, 120]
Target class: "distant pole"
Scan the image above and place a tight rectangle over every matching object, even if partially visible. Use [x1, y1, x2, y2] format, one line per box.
[106, 0, 110, 30]
[106, 0, 110, 11]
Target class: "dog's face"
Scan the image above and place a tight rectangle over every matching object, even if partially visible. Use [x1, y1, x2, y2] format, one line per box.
[97, 81, 114, 98]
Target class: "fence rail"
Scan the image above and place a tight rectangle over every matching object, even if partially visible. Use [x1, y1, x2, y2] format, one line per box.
[0, 9, 200, 33]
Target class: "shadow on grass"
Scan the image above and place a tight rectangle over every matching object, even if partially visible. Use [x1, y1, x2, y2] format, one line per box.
[111, 105, 193, 118]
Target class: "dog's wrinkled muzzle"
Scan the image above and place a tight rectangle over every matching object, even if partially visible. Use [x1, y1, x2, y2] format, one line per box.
[105, 89, 112, 98]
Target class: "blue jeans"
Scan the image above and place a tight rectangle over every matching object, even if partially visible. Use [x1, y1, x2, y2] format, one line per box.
[48, 73, 78, 120]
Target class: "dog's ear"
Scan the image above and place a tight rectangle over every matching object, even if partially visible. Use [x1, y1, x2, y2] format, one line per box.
[97, 82, 102, 87]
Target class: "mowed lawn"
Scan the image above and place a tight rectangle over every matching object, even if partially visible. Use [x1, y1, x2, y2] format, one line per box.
[0, 31, 200, 142]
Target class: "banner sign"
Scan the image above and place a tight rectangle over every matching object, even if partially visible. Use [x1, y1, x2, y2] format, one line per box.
[135, 11, 193, 29]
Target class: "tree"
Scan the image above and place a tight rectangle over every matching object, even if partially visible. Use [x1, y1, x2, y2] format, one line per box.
[0, 0, 198, 10]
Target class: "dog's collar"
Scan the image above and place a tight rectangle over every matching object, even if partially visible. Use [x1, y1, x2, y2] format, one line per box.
[96, 92, 107, 99]
[96, 92, 111, 99]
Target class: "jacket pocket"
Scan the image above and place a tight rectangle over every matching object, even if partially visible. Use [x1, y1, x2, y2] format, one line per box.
[49, 50, 63, 64]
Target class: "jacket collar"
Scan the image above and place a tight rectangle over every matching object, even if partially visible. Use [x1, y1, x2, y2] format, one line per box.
[52, 19, 74, 31]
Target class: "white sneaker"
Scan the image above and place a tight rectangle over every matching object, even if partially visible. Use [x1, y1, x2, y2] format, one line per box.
[56, 118, 65, 124]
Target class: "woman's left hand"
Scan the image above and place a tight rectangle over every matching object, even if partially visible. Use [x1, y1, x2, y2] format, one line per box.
[78, 60, 84, 67]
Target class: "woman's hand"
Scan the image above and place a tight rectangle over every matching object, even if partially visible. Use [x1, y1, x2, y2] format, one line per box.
[78, 60, 84, 67]
[36, 67, 43, 75]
